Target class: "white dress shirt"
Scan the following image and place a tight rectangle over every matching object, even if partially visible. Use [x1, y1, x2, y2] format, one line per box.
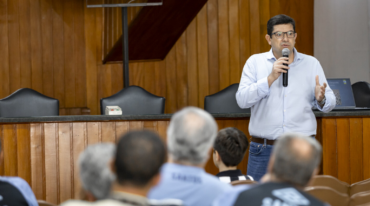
[236, 48, 335, 139]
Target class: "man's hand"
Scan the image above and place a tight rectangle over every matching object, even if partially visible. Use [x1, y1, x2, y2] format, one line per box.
[268, 57, 289, 87]
[315, 75, 326, 102]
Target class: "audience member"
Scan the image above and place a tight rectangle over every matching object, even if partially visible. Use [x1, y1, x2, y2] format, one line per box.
[213, 127, 253, 183]
[0, 140, 38, 206]
[78, 143, 116, 201]
[148, 107, 232, 206]
[62, 130, 182, 206]
[213, 133, 326, 206]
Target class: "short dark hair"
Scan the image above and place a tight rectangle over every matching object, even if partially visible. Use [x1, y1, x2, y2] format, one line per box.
[115, 130, 166, 187]
[213, 127, 248, 167]
[267, 14, 296, 37]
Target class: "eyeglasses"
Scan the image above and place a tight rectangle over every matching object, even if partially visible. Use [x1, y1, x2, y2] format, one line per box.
[272, 31, 295, 39]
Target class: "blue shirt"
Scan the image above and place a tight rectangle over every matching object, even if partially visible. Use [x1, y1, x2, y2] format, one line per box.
[236, 48, 336, 139]
[0, 176, 38, 206]
[148, 163, 232, 206]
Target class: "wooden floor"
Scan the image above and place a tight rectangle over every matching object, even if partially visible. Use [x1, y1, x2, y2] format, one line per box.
[0, 117, 369, 204]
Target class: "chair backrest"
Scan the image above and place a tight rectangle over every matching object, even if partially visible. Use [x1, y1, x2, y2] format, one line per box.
[352, 81, 370, 107]
[37, 200, 57, 206]
[304, 186, 349, 206]
[100, 86, 165, 115]
[350, 191, 370, 206]
[350, 179, 370, 197]
[309, 175, 350, 195]
[204, 83, 250, 113]
[0, 88, 59, 117]
[230, 179, 257, 186]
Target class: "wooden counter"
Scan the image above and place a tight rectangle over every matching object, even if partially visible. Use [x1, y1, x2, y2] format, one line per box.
[0, 111, 369, 204]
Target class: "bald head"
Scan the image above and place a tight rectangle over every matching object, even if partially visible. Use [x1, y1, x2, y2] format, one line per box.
[269, 133, 322, 187]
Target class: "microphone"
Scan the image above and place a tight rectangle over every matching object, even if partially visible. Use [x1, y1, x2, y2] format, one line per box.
[282, 48, 290, 87]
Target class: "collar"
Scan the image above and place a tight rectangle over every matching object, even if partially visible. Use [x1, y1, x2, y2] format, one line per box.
[110, 191, 149, 206]
[216, 169, 244, 177]
[266, 48, 303, 62]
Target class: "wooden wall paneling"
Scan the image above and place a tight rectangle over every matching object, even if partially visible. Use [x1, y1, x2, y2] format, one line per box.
[40, 0, 54, 98]
[17, 124, 31, 185]
[30, 123, 45, 200]
[322, 118, 338, 178]
[0, 0, 10, 98]
[157, 121, 168, 143]
[52, 0, 65, 108]
[258, 0, 270, 53]
[128, 121, 144, 131]
[58, 123, 72, 203]
[103, 65, 112, 99]
[363, 118, 370, 180]
[85, 1, 98, 115]
[3, 125, 17, 176]
[101, 122, 116, 143]
[96, 6, 104, 114]
[19, 0, 32, 89]
[229, 0, 240, 85]
[249, 0, 261, 55]
[153, 60, 167, 99]
[294, 0, 314, 55]
[186, 18, 199, 107]
[73, 123, 87, 199]
[165, 47, 178, 113]
[111, 63, 123, 95]
[143, 121, 158, 132]
[74, 0, 87, 107]
[30, 0, 43, 93]
[115, 122, 129, 143]
[218, 0, 230, 90]
[349, 118, 363, 184]
[44, 123, 58, 204]
[143, 62, 155, 97]
[207, 0, 220, 95]
[315, 118, 323, 174]
[197, 5, 209, 109]
[239, 0, 251, 73]
[336, 118, 351, 183]
[0, 126, 4, 176]
[269, 0, 281, 17]
[175, 33, 188, 110]
[64, 0, 76, 107]
[236, 119, 250, 175]
[87, 122, 100, 145]
[8, 0, 21, 93]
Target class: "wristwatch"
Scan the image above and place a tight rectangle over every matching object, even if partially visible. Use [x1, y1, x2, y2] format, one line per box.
[318, 96, 326, 105]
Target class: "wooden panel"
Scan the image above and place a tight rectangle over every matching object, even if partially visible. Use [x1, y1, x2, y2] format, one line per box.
[249, 0, 261, 55]
[258, 0, 270, 53]
[0, 0, 10, 98]
[239, 0, 250, 73]
[58, 123, 72, 202]
[19, 0, 32, 89]
[175, 33, 188, 110]
[17, 124, 31, 185]
[350, 118, 363, 184]
[336, 118, 350, 183]
[87, 122, 100, 145]
[73, 123, 87, 199]
[229, 0, 240, 84]
[218, 0, 230, 90]
[157, 121, 168, 143]
[30, 123, 44, 200]
[197, 5, 209, 109]
[44, 123, 58, 203]
[165, 47, 178, 113]
[30, 0, 43, 93]
[8, 0, 21, 93]
[3, 125, 17, 176]
[236, 119, 250, 175]
[115, 122, 129, 143]
[186, 19, 198, 107]
[207, 0, 219, 95]
[322, 118, 337, 177]
[129, 121, 144, 131]
[101, 122, 116, 143]
[143, 121, 158, 132]
[363, 118, 370, 180]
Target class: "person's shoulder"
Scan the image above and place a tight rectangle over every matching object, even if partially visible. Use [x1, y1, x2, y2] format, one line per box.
[248, 51, 270, 61]
[201, 173, 232, 190]
[297, 52, 319, 63]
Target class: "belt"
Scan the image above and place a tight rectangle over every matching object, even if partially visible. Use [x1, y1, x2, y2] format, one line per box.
[251, 135, 316, 146]
[250, 136, 275, 145]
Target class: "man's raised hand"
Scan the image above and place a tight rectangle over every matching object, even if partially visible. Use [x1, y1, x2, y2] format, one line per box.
[315, 75, 326, 102]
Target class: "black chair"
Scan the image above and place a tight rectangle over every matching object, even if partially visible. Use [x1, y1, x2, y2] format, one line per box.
[204, 83, 250, 113]
[0, 88, 59, 117]
[352, 81, 370, 107]
[100, 86, 165, 115]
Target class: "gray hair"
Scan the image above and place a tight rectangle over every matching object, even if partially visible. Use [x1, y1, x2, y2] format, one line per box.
[167, 107, 218, 165]
[79, 143, 116, 200]
[271, 133, 322, 187]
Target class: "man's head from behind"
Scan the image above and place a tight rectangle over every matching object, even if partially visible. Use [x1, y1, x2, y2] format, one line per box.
[114, 130, 166, 189]
[213, 127, 248, 168]
[167, 107, 218, 166]
[79, 143, 116, 201]
[268, 133, 322, 187]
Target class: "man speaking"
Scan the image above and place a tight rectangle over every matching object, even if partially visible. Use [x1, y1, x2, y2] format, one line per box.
[236, 14, 335, 181]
